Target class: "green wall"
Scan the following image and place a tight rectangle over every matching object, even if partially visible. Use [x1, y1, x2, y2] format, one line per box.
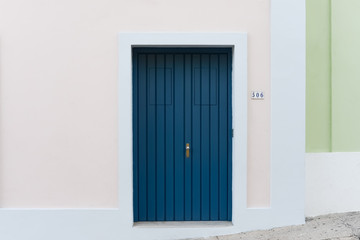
[306, 0, 332, 152]
[307, 0, 360, 152]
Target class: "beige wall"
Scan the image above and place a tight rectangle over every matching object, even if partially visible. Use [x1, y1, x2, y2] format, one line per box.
[0, 0, 270, 208]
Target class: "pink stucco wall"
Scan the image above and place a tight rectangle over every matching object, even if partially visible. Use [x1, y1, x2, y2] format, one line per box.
[0, 0, 270, 208]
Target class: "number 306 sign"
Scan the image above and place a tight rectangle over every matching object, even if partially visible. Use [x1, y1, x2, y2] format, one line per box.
[251, 91, 264, 100]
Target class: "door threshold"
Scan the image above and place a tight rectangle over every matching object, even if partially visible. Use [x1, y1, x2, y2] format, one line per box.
[133, 221, 233, 228]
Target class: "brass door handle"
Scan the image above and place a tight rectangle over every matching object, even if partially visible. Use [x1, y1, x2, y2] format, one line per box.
[186, 143, 190, 158]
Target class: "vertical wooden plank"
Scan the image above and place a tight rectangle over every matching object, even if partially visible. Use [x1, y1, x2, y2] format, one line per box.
[192, 54, 201, 220]
[133, 52, 139, 222]
[174, 54, 185, 220]
[156, 54, 166, 221]
[184, 54, 192, 220]
[218, 54, 228, 220]
[165, 54, 175, 220]
[227, 52, 233, 220]
[138, 54, 148, 221]
[200, 54, 210, 220]
[147, 54, 156, 221]
[210, 54, 219, 220]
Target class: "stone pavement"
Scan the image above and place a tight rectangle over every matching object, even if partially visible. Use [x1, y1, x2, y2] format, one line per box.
[191, 212, 360, 240]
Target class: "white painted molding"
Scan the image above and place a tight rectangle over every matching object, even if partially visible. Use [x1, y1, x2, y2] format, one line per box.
[270, 0, 306, 219]
[306, 153, 360, 217]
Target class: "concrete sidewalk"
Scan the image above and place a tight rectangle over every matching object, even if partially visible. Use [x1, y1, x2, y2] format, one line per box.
[191, 212, 360, 240]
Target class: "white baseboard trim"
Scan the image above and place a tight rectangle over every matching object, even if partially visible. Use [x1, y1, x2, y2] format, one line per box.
[306, 152, 360, 217]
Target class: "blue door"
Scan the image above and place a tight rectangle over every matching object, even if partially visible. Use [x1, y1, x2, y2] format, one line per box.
[133, 48, 232, 221]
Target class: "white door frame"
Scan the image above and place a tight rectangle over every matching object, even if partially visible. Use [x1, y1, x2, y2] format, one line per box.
[120, 33, 248, 232]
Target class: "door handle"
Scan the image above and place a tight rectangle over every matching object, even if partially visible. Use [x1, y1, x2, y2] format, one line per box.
[186, 143, 190, 158]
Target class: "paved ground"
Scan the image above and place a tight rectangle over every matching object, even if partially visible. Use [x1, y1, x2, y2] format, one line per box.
[191, 212, 360, 240]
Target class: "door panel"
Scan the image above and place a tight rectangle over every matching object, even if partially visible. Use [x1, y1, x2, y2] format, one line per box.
[133, 48, 232, 222]
[184, 54, 192, 220]
[137, 54, 148, 221]
[219, 53, 230, 220]
[209, 54, 220, 220]
[174, 54, 185, 220]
